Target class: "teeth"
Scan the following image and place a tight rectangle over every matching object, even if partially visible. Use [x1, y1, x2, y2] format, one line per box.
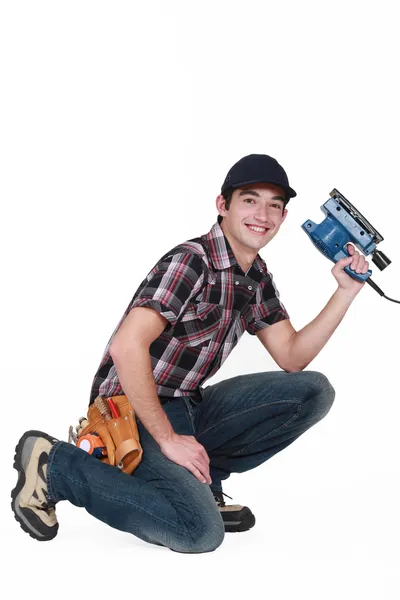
[247, 225, 267, 232]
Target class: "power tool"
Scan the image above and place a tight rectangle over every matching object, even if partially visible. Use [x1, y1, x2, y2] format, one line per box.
[302, 188, 400, 304]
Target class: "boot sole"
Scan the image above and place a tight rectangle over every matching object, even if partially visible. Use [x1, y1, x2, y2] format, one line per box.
[11, 430, 59, 541]
[222, 507, 256, 533]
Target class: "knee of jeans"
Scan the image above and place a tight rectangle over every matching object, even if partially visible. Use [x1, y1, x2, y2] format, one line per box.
[306, 371, 336, 420]
[173, 516, 225, 554]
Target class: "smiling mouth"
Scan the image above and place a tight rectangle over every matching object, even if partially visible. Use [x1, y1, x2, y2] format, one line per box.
[245, 224, 270, 235]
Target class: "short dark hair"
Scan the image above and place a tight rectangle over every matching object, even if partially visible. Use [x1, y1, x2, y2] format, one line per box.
[217, 187, 288, 224]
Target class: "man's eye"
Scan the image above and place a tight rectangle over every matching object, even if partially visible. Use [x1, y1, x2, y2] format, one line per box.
[244, 199, 282, 208]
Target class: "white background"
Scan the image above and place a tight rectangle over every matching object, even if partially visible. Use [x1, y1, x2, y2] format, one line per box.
[1, 1, 399, 598]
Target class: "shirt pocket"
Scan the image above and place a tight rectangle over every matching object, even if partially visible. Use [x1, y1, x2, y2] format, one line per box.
[173, 301, 223, 347]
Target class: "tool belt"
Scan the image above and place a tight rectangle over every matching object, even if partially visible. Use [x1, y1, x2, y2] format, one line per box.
[74, 394, 143, 475]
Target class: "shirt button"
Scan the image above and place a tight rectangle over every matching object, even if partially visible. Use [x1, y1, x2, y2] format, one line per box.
[248, 285, 252, 290]
[235, 281, 239, 285]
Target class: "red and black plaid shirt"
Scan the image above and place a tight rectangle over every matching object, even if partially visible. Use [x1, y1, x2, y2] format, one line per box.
[89, 221, 290, 405]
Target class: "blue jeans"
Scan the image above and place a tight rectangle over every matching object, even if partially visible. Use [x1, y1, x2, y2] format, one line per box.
[47, 370, 335, 553]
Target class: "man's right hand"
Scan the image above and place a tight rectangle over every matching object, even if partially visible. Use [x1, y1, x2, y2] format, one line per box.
[159, 433, 212, 484]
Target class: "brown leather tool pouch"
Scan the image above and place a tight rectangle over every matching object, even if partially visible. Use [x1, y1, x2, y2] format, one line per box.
[77, 395, 143, 475]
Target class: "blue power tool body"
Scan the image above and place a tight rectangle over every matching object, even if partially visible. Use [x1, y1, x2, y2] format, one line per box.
[301, 188, 388, 283]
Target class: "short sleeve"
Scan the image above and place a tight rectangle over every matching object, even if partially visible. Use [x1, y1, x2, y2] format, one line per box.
[129, 252, 204, 327]
[246, 272, 290, 335]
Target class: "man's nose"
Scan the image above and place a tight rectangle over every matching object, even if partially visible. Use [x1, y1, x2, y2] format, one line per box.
[254, 205, 274, 221]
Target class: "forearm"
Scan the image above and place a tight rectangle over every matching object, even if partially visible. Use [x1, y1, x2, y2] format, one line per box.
[287, 287, 359, 371]
[111, 344, 174, 446]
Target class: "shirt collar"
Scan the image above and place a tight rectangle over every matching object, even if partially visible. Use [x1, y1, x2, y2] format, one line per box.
[203, 221, 269, 276]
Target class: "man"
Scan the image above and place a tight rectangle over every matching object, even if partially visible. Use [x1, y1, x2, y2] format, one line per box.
[11, 154, 369, 552]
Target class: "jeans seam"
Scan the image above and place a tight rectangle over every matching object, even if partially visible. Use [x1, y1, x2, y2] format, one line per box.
[197, 399, 303, 439]
[230, 403, 302, 457]
[46, 441, 62, 503]
[182, 397, 197, 435]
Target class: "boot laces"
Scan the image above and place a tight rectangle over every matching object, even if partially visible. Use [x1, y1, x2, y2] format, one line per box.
[40, 489, 55, 511]
[213, 491, 233, 507]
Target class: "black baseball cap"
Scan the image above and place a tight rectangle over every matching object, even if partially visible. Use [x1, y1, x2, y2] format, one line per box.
[221, 154, 297, 201]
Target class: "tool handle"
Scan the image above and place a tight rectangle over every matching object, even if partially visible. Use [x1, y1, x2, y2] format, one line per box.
[94, 396, 112, 421]
[343, 265, 372, 282]
[336, 247, 372, 282]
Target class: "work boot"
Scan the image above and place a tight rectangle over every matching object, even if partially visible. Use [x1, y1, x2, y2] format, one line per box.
[11, 430, 59, 541]
[213, 490, 256, 533]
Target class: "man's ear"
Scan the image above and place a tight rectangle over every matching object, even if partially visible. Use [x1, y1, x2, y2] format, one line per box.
[216, 194, 227, 219]
[281, 208, 288, 223]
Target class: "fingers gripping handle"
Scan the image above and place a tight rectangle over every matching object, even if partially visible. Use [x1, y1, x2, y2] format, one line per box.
[335, 246, 372, 282]
[343, 265, 371, 282]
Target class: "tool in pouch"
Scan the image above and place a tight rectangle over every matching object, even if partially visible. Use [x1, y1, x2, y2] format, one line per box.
[68, 395, 143, 475]
[302, 188, 400, 304]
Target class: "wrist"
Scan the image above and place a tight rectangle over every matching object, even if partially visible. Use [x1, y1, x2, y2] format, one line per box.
[156, 426, 175, 447]
[335, 286, 360, 303]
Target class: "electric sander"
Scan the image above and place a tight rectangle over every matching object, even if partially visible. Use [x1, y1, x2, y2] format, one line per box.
[302, 188, 400, 304]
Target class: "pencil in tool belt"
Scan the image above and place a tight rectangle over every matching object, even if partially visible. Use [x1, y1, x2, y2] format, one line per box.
[107, 398, 119, 419]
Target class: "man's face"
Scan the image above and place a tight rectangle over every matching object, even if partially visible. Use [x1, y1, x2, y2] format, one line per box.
[216, 183, 288, 252]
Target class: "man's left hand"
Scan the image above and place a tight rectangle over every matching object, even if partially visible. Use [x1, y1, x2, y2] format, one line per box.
[331, 244, 369, 295]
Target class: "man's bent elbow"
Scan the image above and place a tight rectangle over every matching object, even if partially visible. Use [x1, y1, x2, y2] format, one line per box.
[110, 339, 148, 361]
[281, 362, 307, 373]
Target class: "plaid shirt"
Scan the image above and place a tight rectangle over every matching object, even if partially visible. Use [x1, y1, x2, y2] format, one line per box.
[89, 221, 290, 405]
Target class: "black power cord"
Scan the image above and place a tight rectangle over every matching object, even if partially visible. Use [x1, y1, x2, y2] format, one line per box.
[366, 278, 400, 304]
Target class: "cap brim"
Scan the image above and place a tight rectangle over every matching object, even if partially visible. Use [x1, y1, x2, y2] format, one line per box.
[229, 179, 297, 198]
